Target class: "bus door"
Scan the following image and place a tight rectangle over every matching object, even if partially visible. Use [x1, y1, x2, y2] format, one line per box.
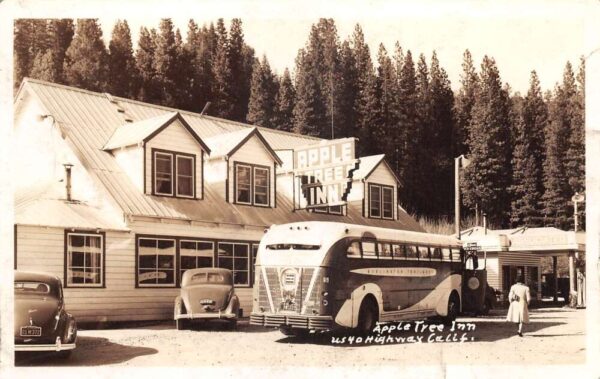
[461, 244, 488, 314]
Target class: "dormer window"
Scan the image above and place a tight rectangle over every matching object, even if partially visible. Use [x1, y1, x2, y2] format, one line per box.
[152, 149, 195, 198]
[369, 183, 394, 220]
[234, 162, 270, 207]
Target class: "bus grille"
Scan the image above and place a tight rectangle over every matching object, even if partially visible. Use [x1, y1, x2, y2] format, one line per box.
[257, 267, 318, 314]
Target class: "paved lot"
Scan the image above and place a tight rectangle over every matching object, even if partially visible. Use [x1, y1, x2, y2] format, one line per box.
[15, 307, 585, 367]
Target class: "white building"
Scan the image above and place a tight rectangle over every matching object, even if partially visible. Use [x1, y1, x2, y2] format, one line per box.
[13, 78, 425, 323]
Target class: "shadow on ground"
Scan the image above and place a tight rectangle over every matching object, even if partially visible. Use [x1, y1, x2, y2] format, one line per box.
[275, 310, 572, 346]
[15, 336, 158, 366]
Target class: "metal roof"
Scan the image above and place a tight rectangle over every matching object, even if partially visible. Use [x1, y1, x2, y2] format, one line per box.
[103, 112, 177, 150]
[15, 197, 130, 232]
[17, 78, 424, 233]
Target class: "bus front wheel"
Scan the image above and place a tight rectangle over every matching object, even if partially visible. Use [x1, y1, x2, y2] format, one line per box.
[442, 293, 459, 325]
[357, 298, 378, 335]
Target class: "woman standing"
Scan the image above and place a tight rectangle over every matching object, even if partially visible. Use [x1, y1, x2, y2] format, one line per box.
[506, 275, 531, 337]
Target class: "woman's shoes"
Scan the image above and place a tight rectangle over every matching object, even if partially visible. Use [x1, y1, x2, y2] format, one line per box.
[518, 332, 523, 337]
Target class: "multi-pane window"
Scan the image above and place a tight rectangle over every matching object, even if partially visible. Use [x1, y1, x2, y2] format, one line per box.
[154, 152, 173, 195]
[313, 205, 344, 215]
[153, 150, 195, 198]
[235, 163, 270, 207]
[369, 185, 381, 218]
[179, 240, 214, 281]
[66, 233, 103, 287]
[382, 187, 394, 219]
[176, 156, 194, 197]
[217, 242, 249, 286]
[138, 238, 176, 287]
[368, 183, 394, 219]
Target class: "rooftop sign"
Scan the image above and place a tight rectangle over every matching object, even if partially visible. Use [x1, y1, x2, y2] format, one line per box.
[293, 138, 359, 209]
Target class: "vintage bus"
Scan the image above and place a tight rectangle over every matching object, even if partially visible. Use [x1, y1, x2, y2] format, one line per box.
[250, 221, 466, 336]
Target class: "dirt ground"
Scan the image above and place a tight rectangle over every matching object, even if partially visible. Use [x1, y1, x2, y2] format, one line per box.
[14, 307, 585, 367]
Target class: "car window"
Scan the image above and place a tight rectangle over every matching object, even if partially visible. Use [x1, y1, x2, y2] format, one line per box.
[189, 272, 231, 285]
[15, 282, 51, 294]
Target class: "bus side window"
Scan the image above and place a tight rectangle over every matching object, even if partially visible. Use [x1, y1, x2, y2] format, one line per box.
[392, 244, 405, 259]
[442, 247, 452, 261]
[362, 241, 377, 259]
[378, 243, 392, 258]
[406, 245, 418, 259]
[347, 241, 361, 258]
[418, 246, 430, 260]
[431, 247, 442, 260]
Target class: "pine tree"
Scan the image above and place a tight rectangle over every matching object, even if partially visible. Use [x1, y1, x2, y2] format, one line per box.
[173, 28, 194, 110]
[48, 19, 74, 84]
[247, 56, 279, 128]
[567, 58, 585, 196]
[29, 49, 60, 82]
[108, 20, 138, 98]
[509, 71, 548, 226]
[228, 18, 253, 122]
[152, 19, 179, 107]
[396, 50, 418, 212]
[135, 27, 159, 103]
[336, 40, 358, 139]
[211, 18, 235, 118]
[186, 20, 213, 113]
[541, 62, 578, 228]
[375, 44, 398, 168]
[63, 19, 109, 92]
[293, 48, 327, 136]
[454, 50, 479, 156]
[14, 19, 36, 91]
[462, 56, 513, 226]
[352, 24, 380, 156]
[273, 68, 296, 131]
[427, 51, 455, 216]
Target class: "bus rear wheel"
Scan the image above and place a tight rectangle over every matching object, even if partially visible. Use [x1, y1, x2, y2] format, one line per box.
[357, 298, 378, 335]
[442, 293, 459, 326]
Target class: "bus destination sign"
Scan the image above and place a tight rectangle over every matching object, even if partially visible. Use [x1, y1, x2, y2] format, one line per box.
[293, 138, 359, 209]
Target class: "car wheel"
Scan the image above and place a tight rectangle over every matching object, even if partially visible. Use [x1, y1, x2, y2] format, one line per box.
[176, 319, 188, 330]
[480, 299, 491, 316]
[442, 293, 459, 325]
[357, 298, 378, 335]
[57, 350, 72, 359]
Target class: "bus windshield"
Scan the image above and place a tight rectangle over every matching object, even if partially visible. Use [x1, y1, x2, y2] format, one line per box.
[266, 244, 320, 250]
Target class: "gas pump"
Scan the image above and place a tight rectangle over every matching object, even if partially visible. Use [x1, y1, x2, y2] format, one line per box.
[461, 243, 494, 315]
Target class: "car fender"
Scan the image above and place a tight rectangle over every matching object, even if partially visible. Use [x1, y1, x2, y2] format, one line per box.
[335, 283, 383, 328]
[225, 294, 240, 317]
[174, 296, 185, 318]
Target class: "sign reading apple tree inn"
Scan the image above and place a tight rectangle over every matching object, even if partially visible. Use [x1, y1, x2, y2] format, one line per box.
[293, 138, 359, 210]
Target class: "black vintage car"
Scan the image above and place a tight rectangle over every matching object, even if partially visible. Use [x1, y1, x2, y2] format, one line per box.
[14, 271, 77, 358]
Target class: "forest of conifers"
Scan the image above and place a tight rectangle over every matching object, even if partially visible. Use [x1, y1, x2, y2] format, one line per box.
[13, 18, 585, 230]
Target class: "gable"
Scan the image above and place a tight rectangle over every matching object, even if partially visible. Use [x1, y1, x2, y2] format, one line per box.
[229, 133, 276, 165]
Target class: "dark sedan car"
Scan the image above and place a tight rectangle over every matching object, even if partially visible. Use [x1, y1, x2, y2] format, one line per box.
[174, 268, 239, 330]
[14, 271, 77, 357]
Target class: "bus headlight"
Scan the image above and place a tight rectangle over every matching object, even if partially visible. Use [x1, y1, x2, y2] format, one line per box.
[322, 300, 328, 306]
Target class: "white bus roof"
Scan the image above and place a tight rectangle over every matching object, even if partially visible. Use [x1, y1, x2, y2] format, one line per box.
[263, 221, 461, 248]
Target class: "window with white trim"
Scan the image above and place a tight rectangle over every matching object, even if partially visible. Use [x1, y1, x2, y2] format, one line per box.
[179, 240, 214, 281]
[66, 232, 103, 287]
[234, 163, 270, 207]
[153, 149, 195, 198]
[217, 242, 249, 286]
[368, 183, 394, 219]
[313, 205, 344, 215]
[138, 238, 176, 286]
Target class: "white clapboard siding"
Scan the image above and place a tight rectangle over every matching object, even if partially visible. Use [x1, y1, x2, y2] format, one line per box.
[145, 118, 204, 197]
[364, 163, 398, 219]
[485, 255, 500, 290]
[228, 134, 276, 207]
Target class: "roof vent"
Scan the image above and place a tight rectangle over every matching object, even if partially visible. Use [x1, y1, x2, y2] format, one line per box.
[105, 93, 133, 123]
